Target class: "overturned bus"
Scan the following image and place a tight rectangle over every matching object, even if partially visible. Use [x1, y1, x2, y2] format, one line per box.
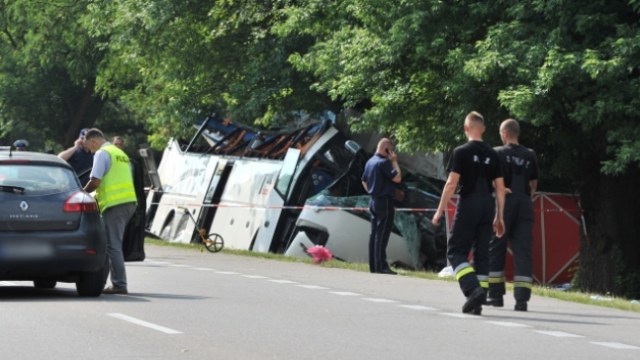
[141, 113, 448, 271]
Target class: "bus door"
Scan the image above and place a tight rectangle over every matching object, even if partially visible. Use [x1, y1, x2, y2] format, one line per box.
[251, 148, 301, 252]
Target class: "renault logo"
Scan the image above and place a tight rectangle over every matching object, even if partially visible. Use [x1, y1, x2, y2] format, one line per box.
[19, 201, 29, 212]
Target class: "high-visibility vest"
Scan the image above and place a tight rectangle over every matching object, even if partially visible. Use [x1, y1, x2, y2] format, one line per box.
[95, 145, 137, 213]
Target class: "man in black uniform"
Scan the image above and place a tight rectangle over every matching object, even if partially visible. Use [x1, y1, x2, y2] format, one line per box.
[58, 128, 94, 186]
[432, 111, 505, 315]
[361, 138, 402, 275]
[487, 118, 539, 311]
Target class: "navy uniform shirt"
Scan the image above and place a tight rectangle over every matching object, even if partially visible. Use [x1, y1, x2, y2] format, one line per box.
[447, 140, 502, 196]
[67, 148, 94, 185]
[494, 144, 538, 196]
[361, 153, 398, 198]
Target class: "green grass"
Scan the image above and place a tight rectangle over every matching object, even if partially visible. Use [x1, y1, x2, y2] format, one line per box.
[145, 238, 640, 313]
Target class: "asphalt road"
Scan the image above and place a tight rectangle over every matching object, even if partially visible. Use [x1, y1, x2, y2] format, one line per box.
[1, 244, 639, 359]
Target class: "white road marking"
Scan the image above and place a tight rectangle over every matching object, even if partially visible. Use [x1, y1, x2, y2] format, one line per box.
[0, 281, 17, 286]
[194, 267, 217, 271]
[440, 312, 477, 319]
[170, 264, 192, 268]
[146, 261, 171, 265]
[398, 304, 438, 311]
[216, 271, 240, 275]
[107, 313, 182, 335]
[330, 291, 361, 296]
[590, 342, 640, 350]
[485, 321, 530, 328]
[268, 279, 297, 284]
[296, 284, 330, 290]
[535, 330, 584, 338]
[362, 297, 397, 304]
[242, 275, 270, 279]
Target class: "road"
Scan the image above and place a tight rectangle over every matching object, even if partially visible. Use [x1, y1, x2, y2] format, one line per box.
[1, 244, 638, 359]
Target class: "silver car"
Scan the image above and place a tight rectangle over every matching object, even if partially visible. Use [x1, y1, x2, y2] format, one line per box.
[0, 148, 107, 296]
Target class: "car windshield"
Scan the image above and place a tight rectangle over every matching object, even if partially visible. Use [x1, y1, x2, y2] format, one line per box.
[0, 164, 79, 195]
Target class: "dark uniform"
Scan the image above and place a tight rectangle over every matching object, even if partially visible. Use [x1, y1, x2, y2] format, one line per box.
[67, 148, 94, 186]
[489, 144, 539, 305]
[362, 153, 399, 273]
[447, 141, 502, 302]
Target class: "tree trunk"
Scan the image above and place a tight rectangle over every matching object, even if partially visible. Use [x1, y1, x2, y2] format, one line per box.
[577, 166, 640, 298]
[63, 77, 97, 146]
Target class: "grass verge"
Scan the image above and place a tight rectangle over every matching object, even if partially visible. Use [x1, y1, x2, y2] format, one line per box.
[145, 238, 640, 313]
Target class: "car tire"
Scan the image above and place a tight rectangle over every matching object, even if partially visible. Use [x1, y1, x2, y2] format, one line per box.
[76, 261, 108, 297]
[33, 279, 57, 289]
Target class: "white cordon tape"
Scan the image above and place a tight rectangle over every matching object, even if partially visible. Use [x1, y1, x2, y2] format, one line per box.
[148, 201, 577, 213]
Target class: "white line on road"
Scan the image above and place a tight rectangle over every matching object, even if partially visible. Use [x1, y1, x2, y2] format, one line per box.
[216, 271, 240, 275]
[268, 279, 297, 284]
[0, 281, 17, 286]
[398, 304, 438, 311]
[329, 291, 361, 296]
[440, 312, 477, 319]
[194, 267, 217, 271]
[590, 342, 640, 350]
[535, 330, 584, 338]
[170, 264, 192, 268]
[485, 321, 530, 328]
[296, 284, 330, 290]
[145, 261, 172, 265]
[107, 313, 182, 335]
[362, 297, 397, 304]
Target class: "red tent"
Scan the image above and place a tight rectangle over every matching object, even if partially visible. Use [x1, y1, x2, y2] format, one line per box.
[445, 192, 582, 285]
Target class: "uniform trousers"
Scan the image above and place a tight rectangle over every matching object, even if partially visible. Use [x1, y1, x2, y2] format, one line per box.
[369, 196, 395, 273]
[447, 194, 495, 296]
[489, 193, 534, 301]
[103, 202, 137, 288]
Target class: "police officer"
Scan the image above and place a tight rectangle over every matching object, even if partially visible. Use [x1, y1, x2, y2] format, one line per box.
[432, 111, 506, 315]
[361, 138, 402, 275]
[487, 119, 539, 311]
[58, 128, 94, 186]
[83, 128, 137, 295]
[13, 139, 29, 151]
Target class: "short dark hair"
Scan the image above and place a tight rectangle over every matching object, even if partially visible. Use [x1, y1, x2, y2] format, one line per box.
[500, 118, 520, 137]
[84, 128, 105, 140]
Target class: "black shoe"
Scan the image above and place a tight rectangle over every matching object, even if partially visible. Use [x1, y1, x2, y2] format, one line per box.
[379, 268, 397, 275]
[462, 287, 485, 314]
[471, 305, 482, 315]
[515, 301, 528, 311]
[486, 296, 504, 307]
[103, 286, 128, 295]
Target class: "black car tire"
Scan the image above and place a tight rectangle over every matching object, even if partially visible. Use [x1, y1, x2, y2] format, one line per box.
[76, 261, 108, 297]
[33, 279, 57, 289]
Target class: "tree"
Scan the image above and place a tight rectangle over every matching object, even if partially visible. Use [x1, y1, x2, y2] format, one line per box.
[276, 0, 640, 297]
[87, 0, 334, 149]
[0, 0, 144, 151]
[465, 0, 640, 297]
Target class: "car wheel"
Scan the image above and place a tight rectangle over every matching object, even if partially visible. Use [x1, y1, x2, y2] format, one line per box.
[76, 261, 108, 297]
[33, 279, 57, 289]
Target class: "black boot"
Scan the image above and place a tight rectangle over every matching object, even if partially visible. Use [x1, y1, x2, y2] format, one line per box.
[462, 287, 485, 315]
[514, 301, 528, 311]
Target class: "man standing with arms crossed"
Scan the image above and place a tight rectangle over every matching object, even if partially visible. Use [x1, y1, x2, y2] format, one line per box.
[432, 111, 506, 315]
[487, 119, 539, 311]
[83, 128, 137, 295]
[362, 138, 402, 275]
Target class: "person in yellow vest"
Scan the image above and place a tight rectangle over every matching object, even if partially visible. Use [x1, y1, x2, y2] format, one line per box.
[83, 128, 137, 295]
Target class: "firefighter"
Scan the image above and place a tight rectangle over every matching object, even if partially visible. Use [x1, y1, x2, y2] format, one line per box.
[487, 118, 539, 311]
[432, 111, 506, 315]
